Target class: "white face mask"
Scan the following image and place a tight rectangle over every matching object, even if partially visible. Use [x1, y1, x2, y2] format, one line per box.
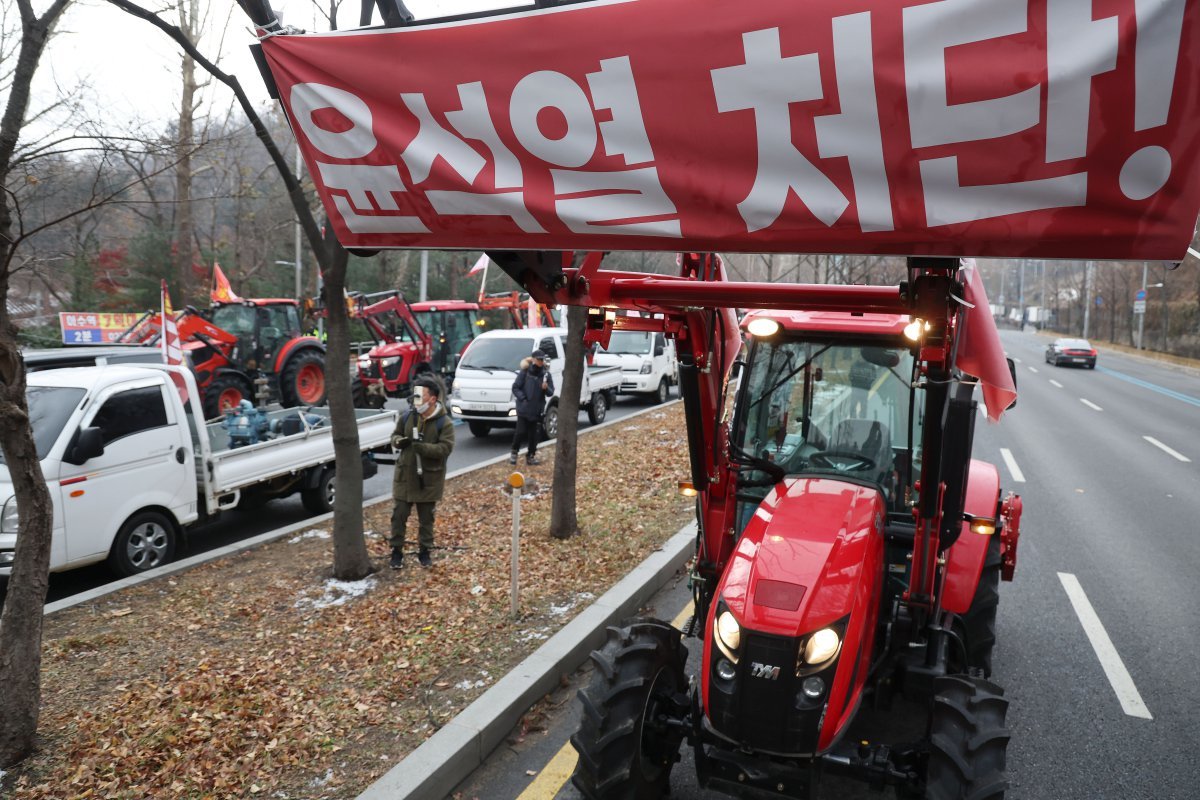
[413, 389, 433, 414]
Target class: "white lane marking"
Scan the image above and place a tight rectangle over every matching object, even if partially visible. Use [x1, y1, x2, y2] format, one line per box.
[1143, 436, 1191, 463]
[1080, 398, 1103, 411]
[999, 448, 1025, 483]
[1013, 357, 1022, 363]
[1057, 573, 1153, 720]
[1049, 379, 1064, 388]
[1028, 366, 1039, 373]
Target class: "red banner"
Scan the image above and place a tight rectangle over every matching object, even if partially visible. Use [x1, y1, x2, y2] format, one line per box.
[257, 0, 1200, 260]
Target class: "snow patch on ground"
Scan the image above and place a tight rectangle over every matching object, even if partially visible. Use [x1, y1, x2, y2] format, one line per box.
[550, 592, 595, 617]
[455, 678, 487, 690]
[520, 627, 551, 642]
[294, 577, 377, 610]
[288, 528, 331, 544]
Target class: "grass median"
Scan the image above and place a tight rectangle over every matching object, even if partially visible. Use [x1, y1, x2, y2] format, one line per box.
[4, 405, 693, 800]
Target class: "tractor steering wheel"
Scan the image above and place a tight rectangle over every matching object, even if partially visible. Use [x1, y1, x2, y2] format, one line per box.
[808, 449, 877, 472]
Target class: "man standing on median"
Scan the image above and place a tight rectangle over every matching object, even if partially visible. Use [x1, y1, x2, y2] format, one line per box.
[510, 349, 554, 466]
[390, 375, 455, 569]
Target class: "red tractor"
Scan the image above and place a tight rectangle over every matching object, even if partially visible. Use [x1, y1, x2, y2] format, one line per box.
[492, 251, 1022, 799]
[119, 298, 327, 419]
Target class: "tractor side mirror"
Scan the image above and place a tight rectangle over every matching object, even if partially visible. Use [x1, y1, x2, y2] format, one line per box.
[729, 360, 746, 379]
[1006, 357, 1018, 409]
[64, 426, 105, 466]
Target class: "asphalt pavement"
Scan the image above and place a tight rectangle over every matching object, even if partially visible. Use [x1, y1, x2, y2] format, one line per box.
[450, 328, 1200, 800]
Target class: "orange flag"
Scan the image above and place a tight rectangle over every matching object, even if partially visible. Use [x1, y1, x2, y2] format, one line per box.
[211, 263, 242, 303]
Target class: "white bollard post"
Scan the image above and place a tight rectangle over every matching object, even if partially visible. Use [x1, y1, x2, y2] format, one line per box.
[508, 472, 524, 620]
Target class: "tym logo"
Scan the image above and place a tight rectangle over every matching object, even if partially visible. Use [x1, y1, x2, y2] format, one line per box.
[750, 662, 781, 680]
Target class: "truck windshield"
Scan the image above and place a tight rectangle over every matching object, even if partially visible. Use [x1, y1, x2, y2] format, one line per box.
[0, 386, 87, 463]
[459, 337, 535, 372]
[736, 338, 914, 497]
[602, 331, 653, 355]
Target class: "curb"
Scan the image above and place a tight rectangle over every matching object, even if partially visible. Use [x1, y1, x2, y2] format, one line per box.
[44, 397, 682, 618]
[355, 524, 695, 800]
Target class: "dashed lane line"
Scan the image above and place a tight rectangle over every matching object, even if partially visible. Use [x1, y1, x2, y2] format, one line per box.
[515, 602, 695, 799]
[1058, 573, 1153, 720]
[1028, 366, 1039, 373]
[1143, 436, 1191, 463]
[1049, 379, 1063, 388]
[1080, 398, 1103, 411]
[999, 448, 1025, 483]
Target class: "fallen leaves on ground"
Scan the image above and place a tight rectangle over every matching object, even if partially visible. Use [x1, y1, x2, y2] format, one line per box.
[6, 406, 692, 800]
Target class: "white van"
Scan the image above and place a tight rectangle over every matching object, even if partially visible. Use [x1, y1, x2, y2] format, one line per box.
[593, 330, 678, 404]
[450, 328, 621, 439]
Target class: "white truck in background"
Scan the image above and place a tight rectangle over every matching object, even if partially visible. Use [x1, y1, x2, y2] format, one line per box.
[0, 364, 397, 578]
[450, 327, 621, 439]
[593, 329, 678, 404]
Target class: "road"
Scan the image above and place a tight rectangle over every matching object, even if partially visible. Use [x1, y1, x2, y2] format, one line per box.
[452, 328, 1200, 800]
[36, 390, 673, 605]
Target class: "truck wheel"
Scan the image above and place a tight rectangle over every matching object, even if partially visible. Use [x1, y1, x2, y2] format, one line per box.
[654, 378, 669, 405]
[203, 374, 251, 420]
[467, 421, 492, 438]
[280, 350, 327, 408]
[926, 675, 1009, 800]
[571, 620, 688, 800]
[957, 536, 1002, 677]
[587, 391, 608, 424]
[108, 511, 177, 576]
[542, 404, 559, 440]
[301, 468, 336, 514]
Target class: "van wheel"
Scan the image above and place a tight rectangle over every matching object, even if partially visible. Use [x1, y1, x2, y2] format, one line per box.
[542, 404, 559, 440]
[468, 421, 492, 438]
[655, 379, 669, 405]
[587, 391, 608, 424]
[302, 468, 336, 514]
[108, 511, 177, 576]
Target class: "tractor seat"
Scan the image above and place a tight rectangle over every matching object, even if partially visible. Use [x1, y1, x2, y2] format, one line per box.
[827, 419, 892, 484]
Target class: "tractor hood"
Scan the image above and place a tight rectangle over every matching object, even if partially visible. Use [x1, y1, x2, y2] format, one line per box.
[717, 478, 885, 637]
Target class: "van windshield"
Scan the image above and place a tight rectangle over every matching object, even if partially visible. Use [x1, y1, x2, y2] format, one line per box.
[0, 386, 87, 463]
[459, 338, 535, 372]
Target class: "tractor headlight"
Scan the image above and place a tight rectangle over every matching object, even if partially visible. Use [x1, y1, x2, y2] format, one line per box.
[381, 356, 400, 368]
[1, 498, 18, 534]
[357, 354, 371, 369]
[802, 628, 841, 667]
[715, 609, 742, 663]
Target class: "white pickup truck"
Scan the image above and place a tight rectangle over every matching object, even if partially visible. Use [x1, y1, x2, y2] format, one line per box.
[593, 329, 678, 404]
[0, 364, 397, 577]
[450, 327, 621, 439]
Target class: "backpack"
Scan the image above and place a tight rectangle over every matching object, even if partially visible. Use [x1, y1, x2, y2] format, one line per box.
[402, 407, 449, 437]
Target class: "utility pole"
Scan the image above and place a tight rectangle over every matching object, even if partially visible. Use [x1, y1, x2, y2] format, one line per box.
[293, 142, 303, 302]
[1137, 262, 1147, 349]
[1082, 261, 1093, 338]
[1018, 260, 1026, 329]
[420, 250, 429, 301]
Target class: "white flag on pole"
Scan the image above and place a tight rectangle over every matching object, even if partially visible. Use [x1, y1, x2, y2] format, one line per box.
[468, 253, 490, 276]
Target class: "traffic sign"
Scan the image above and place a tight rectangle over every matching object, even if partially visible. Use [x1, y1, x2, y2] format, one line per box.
[1134, 300, 1147, 314]
[1136, 289, 1147, 301]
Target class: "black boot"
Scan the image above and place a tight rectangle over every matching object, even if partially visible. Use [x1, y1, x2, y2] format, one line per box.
[418, 547, 432, 568]
[389, 548, 404, 570]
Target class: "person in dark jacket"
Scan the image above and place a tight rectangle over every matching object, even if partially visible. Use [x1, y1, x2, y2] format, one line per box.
[510, 349, 554, 466]
[389, 375, 456, 569]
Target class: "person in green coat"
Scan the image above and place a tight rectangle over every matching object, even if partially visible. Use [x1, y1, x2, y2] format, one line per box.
[389, 375, 456, 569]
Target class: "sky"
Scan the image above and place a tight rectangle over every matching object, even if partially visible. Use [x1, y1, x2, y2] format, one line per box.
[33, 0, 517, 133]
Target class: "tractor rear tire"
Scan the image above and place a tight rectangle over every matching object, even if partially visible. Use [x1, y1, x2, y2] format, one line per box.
[570, 619, 687, 800]
[280, 350, 327, 408]
[926, 675, 1010, 800]
[203, 374, 252, 420]
[958, 536, 1002, 677]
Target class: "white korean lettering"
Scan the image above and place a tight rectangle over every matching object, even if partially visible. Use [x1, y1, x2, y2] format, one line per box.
[1045, 0, 1117, 163]
[552, 167, 681, 237]
[291, 83, 377, 159]
[919, 157, 1086, 225]
[400, 92, 486, 184]
[586, 57, 654, 166]
[903, 0, 1040, 148]
[445, 82, 525, 188]
[426, 190, 546, 233]
[317, 163, 429, 233]
[813, 13, 893, 232]
[510, 71, 598, 167]
[1134, 0, 1186, 131]
[711, 28, 848, 231]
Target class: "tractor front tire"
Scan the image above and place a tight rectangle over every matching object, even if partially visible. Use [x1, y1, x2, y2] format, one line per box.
[280, 350, 327, 408]
[203, 374, 252, 420]
[926, 675, 1009, 800]
[351, 376, 369, 409]
[959, 536, 1002, 677]
[570, 619, 688, 800]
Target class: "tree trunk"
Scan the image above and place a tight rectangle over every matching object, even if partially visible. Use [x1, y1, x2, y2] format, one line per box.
[324, 239, 372, 578]
[549, 305, 586, 540]
[0, 0, 74, 767]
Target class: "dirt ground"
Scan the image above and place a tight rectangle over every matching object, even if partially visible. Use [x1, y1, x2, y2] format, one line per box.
[3, 405, 693, 800]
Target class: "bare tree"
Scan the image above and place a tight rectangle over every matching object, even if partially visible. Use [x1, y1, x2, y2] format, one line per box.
[549, 304, 586, 539]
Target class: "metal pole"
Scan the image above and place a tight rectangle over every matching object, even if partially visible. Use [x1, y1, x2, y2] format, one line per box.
[420, 250, 429, 302]
[1018, 260, 1026, 329]
[1138, 262, 1147, 349]
[294, 143, 303, 302]
[510, 478, 522, 619]
[1082, 261, 1092, 338]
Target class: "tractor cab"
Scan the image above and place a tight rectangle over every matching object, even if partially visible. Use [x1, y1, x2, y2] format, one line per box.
[410, 300, 481, 376]
[209, 300, 303, 370]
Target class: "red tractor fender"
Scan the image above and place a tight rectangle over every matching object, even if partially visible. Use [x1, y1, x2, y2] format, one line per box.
[272, 336, 326, 373]
[941, 459, 1002, 615]
[999, 491, 1022, 582]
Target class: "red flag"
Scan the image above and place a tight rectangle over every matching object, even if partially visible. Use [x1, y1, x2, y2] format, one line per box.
[211, 263, 241, 303]
[956, 260, 1016, 422]
[468, 253, 489, 276]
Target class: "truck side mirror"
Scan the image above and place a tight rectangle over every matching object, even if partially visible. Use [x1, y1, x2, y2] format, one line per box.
[654, 343, 665, 356]
[64, 426, 105, 466]
[1006, 357, 1018, 409]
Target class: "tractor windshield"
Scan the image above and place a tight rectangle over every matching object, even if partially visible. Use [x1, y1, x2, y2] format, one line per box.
[735, 337, 917, 504]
